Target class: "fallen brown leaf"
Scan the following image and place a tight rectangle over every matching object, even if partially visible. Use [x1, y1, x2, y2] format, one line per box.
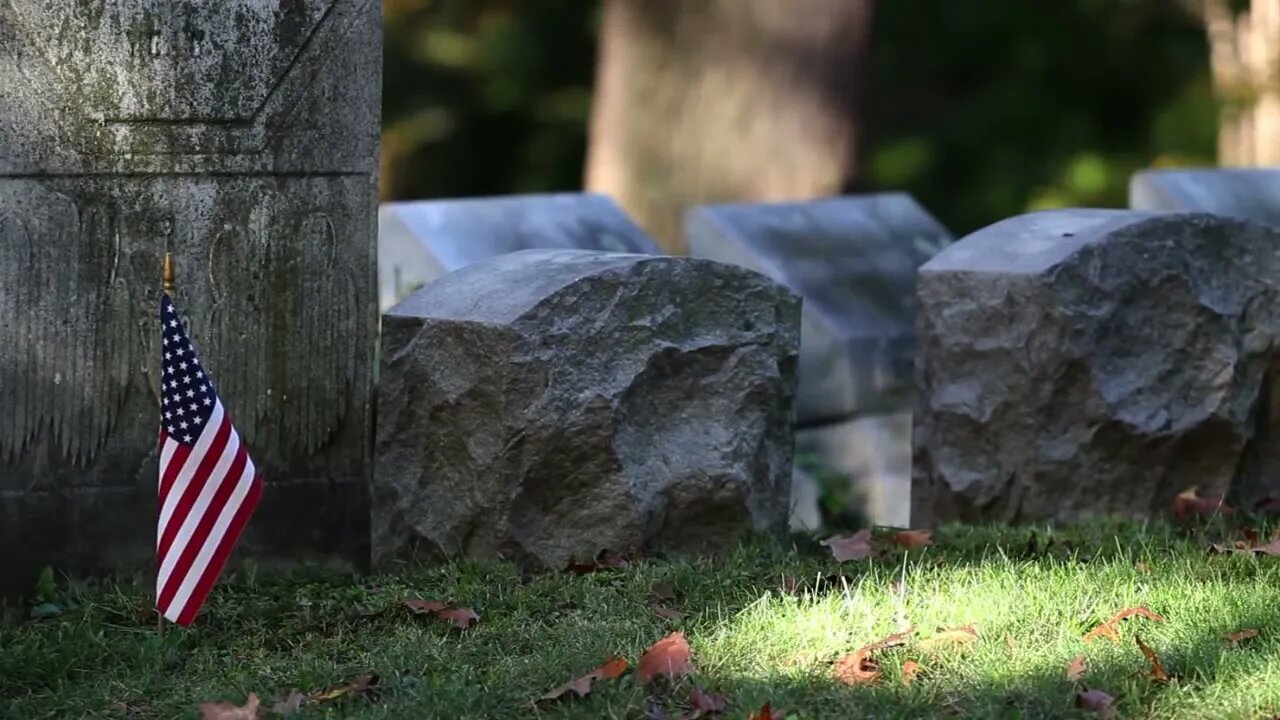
[403, 599, 479, 629]
[437, 607, 480, 629]
[271, 691, 307, 716]
[198, 694, 261, 720]
[892, 530, 933, 549]
[1075, 688, 1116, 718]
[1066, 655, 1087, 681]
[901, 660, 922, 686]
[820, 529, 874, 562]
[654, 607, 687, 621]
[538, 656, 630, 703]
[1083, 606, 1165, 643]
[1225, 628, 1259, 646]
[747, 703, 785, 720]
[638, 632, 694, 684]
[310, 674, 379, 704]
[1173, 485, 1234, 520]
[832, 627, 917, 685]
[689, 687, 726, 716]
[1135, 635, 1170, 683]
[1250, 537, 1280, 556]
[918, 624, 978, 651]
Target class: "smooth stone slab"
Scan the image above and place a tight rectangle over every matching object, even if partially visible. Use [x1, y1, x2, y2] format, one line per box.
[374, 249, 800, 570]
[912, 208, 1280, 527]
[793, 413, 912, 529]
[378, 192, 662, 311]
[1130, 168, 1280, 227]
[685, 193, 952, 425]
[0, 0, 379, 596]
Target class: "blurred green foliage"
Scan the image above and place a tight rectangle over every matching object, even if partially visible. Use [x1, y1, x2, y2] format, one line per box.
[382, 0, 1218, 236]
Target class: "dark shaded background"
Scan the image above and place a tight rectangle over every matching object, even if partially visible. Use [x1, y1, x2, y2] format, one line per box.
[381, 0, 1218, 238]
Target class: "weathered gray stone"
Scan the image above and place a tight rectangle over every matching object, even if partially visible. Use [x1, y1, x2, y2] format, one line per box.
[0, 1, 380, 596]
[1130, 168, 1280, 227]
[794, 413, 912, 528]
[378, 193, 662, 312]
[685, 193, 952, 425]
[911, 209, 1280, 527]
[374, 249, 800, 569]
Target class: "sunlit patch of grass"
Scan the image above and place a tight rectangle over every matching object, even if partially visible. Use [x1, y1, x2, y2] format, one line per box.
[4, 519, 1280, 718]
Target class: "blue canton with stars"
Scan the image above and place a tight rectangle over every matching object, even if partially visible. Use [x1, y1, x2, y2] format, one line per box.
[160, 293, 218, 445]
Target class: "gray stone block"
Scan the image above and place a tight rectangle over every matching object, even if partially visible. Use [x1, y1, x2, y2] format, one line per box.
[374, 249, 800, 570]
[795, 413, 912, 529]
[0, 1, 380, 596]
[1130, 168, 1280, 227]
[378, 193, 662, 312]
[684, 193, 952, 425]
[912, 209, 1280, 527]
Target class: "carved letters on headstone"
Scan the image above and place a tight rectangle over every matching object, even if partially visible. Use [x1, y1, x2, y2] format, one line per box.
[0, 1, 380, 595]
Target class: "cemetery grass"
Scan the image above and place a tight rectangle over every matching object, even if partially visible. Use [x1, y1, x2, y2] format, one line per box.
[5, 521, 1280, 719]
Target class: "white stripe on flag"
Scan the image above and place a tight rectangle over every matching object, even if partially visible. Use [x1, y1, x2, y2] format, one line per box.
[161, 459, 257, 623]
[157, 402, 225, 543]
[157, 415, 242, 595]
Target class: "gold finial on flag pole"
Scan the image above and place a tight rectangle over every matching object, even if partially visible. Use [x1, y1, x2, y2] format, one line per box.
[163, 252, 175, 292]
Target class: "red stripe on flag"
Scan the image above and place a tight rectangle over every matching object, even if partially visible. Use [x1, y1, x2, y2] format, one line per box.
[173, 473, 264, 627]
[156, 418, 232, 563]
[156, 442, 249, 610]
[157, 437, 191, 501]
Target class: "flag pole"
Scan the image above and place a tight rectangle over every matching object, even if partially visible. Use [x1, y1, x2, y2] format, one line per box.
[158, 252, 173, 636]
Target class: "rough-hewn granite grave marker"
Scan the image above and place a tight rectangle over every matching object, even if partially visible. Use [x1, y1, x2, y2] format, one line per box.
[374, 249, 800, 569]
[685, 193, 951, 528]
[0, 1, 380, 595]
[912, 209, 1280, 526]
[1130, 168, 1280, 226]
[378, 193, 662, 312]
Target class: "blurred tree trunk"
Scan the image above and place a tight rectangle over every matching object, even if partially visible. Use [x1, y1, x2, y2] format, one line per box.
[585, 0, 875, 252]
[1203, 0, 1280, 164]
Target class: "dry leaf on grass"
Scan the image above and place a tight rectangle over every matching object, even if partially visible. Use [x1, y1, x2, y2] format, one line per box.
[1075, 688, 1116, 718]
[892, 530, 933, 549]
[1173, 486, 1234, 520]
[538, 656, 629, 703]
[198, 693, 261, 720]
[901, 660, 922, 686]
[402, 599, 479, 629]
[1226, 628, 1259, 646]
[820, 529, 874, 562]
[1066, 655, 1087, 681]
[832, 627, 917, 685]
[918, 624, 978, 651]
[1135, 635, 1170, 683]
[310, 674, 379, 703]
[747, 702, 785, 720]
[1083, 606, 1165, 643]
[638, 632, 694, 684]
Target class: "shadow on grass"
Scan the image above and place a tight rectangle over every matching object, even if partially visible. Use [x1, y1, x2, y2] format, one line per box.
[4, 516, 1280, 718]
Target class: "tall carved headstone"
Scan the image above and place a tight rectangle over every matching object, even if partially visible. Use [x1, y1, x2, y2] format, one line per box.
[1130, 168, 1280, 227]
[0, 1, 380, 595]
[685, 193, 952, 529]
[378, 193, 661, 312]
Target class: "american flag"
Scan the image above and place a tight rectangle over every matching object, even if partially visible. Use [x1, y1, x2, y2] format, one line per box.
[155, 292, 263, 627]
